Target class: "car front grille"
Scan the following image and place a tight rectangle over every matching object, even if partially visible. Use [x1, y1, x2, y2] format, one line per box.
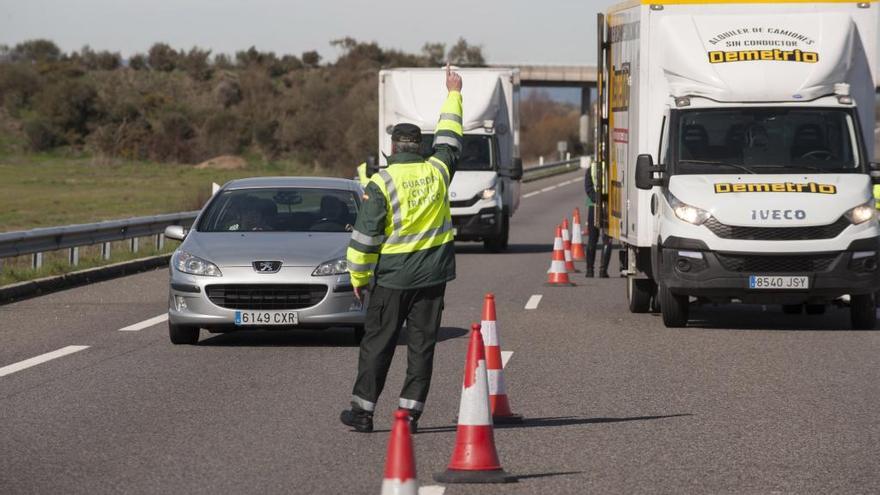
[205, 284, 328, 310]
[703, 217, 849, 241]
[450, 196, 479, 208]
[715, 253, 838, 273]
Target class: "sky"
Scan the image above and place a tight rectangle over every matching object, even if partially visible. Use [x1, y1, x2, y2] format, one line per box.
[0, 0, 607, 65]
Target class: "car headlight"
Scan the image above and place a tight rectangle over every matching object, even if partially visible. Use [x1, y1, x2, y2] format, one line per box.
[173, 250, 222, 277]
[668, 194, 712, 225]
[845, 201, 876, 225]
[481, 188, 497, 200]
[313, 258, 349, 276]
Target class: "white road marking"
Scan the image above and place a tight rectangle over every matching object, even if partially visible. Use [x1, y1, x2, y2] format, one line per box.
[501, 351, 513, 368]
[0, 345, 90, 378]
[523, 175, 581, 200]
[418, 486, 445, 495]
[524, 294, 543, 310]
[119, 313, 168, 332]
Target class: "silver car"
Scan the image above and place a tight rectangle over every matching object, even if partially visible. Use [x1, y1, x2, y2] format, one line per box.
[163, 177, 365, 344]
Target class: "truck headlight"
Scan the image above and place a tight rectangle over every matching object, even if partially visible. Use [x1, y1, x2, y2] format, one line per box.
[313, 258, 349, 276]
[668, 194, 711, 225]
[481, 188, 497, 200]
[173, 250, 222, 277]
[845, 202, 876, 225]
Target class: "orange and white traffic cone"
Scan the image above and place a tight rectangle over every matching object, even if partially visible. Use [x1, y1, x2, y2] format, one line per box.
[481, 293, 523, 424]
[545, 226, 575, 286]
[561, 219, 578, 273]
[381, 410, 418, 495]
[571, 208, 586, 261]
[434, 324, 516, 484]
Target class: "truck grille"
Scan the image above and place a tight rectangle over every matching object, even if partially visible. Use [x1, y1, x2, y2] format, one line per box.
[703, 217, 849, 241]
[205, 284, 327, 310]
[715, 253, 838, 273]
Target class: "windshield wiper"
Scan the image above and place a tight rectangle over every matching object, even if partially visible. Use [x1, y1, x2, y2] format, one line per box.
[751, 164, 851, 173]
[678, 160, 757, 174]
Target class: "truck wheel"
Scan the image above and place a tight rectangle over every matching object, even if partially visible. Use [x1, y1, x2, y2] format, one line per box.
[483, 212, 509, 253]
[850, 294, 876, 330]
[782, 304, 803, 315]
[804, 304, 826, 315]
[169, 322, 200, 345]
[659, 283, 689, 328]
[627, 277, 655, 313]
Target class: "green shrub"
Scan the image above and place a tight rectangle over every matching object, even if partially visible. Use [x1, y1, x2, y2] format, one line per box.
[23, 117, 57, 151]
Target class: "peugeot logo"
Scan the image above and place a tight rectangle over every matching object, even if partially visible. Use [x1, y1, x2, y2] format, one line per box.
[253, 261, 282, 273]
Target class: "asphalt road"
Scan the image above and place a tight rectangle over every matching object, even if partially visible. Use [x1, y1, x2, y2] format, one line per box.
[2, 170, 879, 494]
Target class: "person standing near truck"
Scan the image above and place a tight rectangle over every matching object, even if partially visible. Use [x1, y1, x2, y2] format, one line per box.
[584, 161, 612, 278]
[340, 64, 463, 433]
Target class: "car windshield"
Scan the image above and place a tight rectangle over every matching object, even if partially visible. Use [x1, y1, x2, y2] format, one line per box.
[672, 108, 860, 175]
[420, 134, 495, 171]
[197, 187, 359, 233]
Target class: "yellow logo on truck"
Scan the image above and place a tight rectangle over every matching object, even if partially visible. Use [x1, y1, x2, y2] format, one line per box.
[708, 49, 818, 64]
[714, 182, 836, 194]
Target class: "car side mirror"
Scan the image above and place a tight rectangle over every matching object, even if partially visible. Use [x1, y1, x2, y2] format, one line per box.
[870, 162, 880, 184]
[164, 225, 187, 241]
[635, 154, 665, 190]
[500, 157, 523, 180]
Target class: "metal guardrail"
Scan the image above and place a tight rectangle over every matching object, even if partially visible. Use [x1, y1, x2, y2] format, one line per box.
[1, 159, 585, 271]
[522, 158, 583, 182]
[0, 211, 198, 269]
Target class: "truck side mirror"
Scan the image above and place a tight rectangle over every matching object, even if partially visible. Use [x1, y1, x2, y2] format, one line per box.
[500, 158, 523, 180]
[164, 225, 187, 241]
[635, 154, 664, 190]
[870, 162, 880, 184]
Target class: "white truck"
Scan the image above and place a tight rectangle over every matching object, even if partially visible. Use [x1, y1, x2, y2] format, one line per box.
[595, 1, 879, 328]
[378, 68, 523, 252]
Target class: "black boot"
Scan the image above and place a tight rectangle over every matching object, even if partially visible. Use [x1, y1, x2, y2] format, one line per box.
[585, 267, 595, 278]
[599, 270, 609, 278]
[340, 407, 374, 433]
[398, 408, 421, 434]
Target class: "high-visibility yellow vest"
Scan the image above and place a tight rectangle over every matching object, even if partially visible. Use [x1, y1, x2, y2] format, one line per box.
[356, 162, 369, 186]
[874, 184, 880, 210]
[369, 157, 453, 255]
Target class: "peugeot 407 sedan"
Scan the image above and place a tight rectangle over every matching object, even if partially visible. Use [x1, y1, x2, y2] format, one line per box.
[164, 177, 365, 344]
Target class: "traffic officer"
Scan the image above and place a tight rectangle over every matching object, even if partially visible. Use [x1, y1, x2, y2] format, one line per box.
[584, 160, 612, 278]
[340, 64, 463, 433]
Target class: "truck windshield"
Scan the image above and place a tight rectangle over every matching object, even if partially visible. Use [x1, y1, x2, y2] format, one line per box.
[420, 134, 494, 171]
[672, 108, 860, 174]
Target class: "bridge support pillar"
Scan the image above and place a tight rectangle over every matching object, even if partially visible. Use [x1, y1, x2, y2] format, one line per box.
[580, 86, 592, 151]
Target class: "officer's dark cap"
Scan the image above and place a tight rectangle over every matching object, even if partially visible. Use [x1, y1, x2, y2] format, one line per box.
[391, 123, 422, 144]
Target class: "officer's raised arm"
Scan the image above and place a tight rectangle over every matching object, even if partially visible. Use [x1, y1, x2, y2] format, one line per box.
[429, 63, 463, 182]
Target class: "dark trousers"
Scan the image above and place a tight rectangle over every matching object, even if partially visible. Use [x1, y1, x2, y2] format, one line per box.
[586, 205, 612, 272]
[351, 283, 446, 413]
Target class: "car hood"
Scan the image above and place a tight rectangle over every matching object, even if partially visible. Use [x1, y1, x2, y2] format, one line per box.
[182, 232, 350, 267]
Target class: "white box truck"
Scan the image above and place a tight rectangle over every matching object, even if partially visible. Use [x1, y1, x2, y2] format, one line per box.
[379, 68, 523, 252]
[595, 1, 879, 328]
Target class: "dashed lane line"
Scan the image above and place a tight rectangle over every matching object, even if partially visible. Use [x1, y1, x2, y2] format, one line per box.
[524, 294, 543, 310]
[523, 176, 580, 200]
[0, 345, 90, 378]
[119, 313, 168, 332]
[418, 486, 445, 495]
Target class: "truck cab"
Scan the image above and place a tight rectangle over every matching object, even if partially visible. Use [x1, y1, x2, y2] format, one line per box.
[595, 1, 879, 329]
